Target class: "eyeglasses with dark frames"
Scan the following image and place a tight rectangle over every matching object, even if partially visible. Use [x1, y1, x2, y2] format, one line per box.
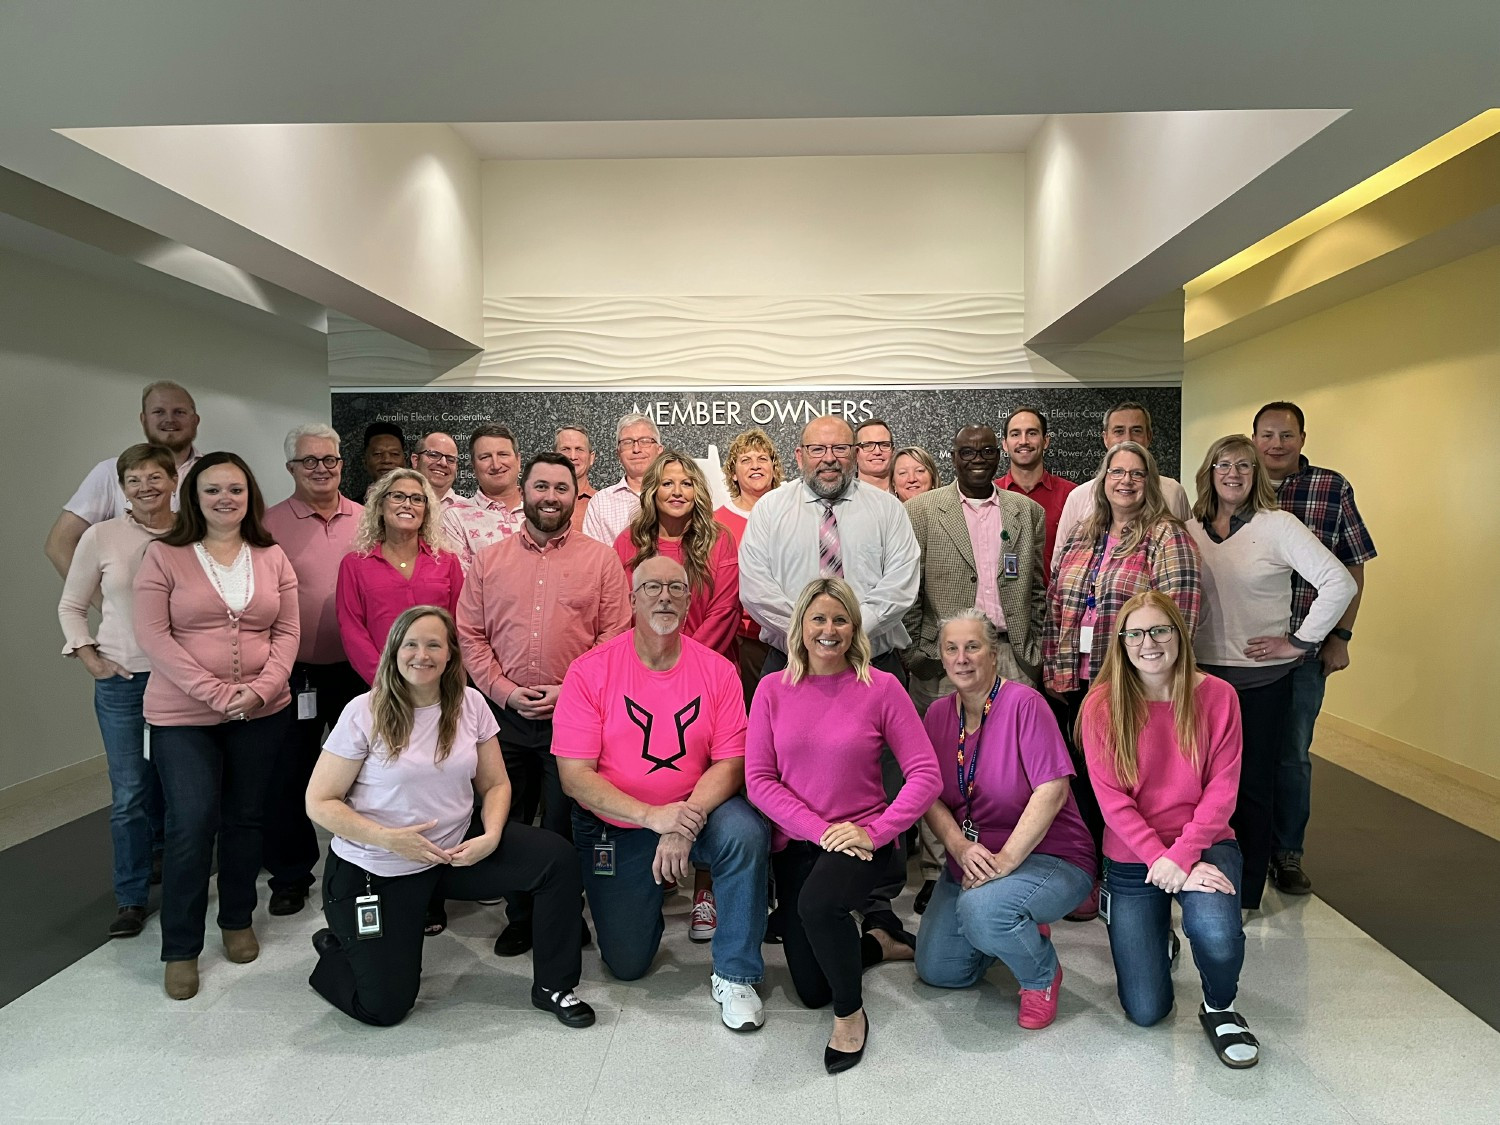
[1119, 624, 1178, 646]
[290, 455, 342, 470]
[384, 490, 428, 506]
[418, 450, 459, 466]
[635, 579, 690, 599]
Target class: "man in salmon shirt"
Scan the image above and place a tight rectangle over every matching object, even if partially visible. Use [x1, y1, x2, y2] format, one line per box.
[553, 555, 771, 1033]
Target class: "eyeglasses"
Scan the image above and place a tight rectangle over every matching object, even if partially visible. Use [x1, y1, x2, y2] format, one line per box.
[384, 490, 428, 506]
[291, 455, 342, 470]
[418, 450, 458, 466]
[1211, 460, 1255, 475]
[635, 580, 690, 599]
[617, 437, 661, 451]
[955, 446, 1000, 462]
[1105, 468, 1148, 482]
[1119, 625, 1178, 646]
[801, 443, 853, 458]
[856, 440, 893, 452]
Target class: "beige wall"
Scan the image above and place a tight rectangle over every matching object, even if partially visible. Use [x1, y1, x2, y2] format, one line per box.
[1183, 244, 1500, 782]
[2, 248, 329, 794]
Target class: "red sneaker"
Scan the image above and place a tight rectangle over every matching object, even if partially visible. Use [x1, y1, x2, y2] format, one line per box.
[1018, 962, 1063, 1030]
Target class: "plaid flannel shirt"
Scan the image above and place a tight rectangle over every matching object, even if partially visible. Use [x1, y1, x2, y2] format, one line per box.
[1043, 519, 1202, 693]
[1275, 458, 1377, 633]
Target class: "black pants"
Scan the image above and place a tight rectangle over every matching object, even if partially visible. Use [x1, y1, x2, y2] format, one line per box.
[310, 826, 583, 1027]
[1229, 673, 1294, 910]
[490, 703, 572, 927]
[774, 840, 899, 1017]
[152, 708, 292, 961]
[264, 661, 364, 893]
[1049, 685, 1105, 864]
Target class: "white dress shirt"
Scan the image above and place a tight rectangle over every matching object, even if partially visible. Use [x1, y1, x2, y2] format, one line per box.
[580, 477, 644, 547]
[739, 478, 920, 656]
[63, 447, 201, 524]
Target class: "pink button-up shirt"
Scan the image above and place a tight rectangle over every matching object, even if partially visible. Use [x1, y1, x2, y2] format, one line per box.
[961, 491, 1008, 632]
[440, 492, 525, 572]
[457, 526, 632, 707]
[263, 494, 362, 665]
[335, 541, 464, 684]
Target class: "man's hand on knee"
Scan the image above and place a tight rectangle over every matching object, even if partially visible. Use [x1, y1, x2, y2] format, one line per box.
[652, 831, 695, 886]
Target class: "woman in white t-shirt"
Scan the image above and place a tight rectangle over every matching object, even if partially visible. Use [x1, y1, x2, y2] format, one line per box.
[305, 605, 595, 1028]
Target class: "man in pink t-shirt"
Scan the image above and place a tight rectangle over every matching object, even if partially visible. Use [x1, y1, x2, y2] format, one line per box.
[553, 556, 771, 1033]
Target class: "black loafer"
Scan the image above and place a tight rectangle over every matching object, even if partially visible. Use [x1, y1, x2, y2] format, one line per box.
[311, 928, 342, 958]
[1272, 856, 1313, 895]
[494, 921, 533, 957]
[268, 888, 307, 916]
[108, 906, 146, 939]
[531, 985, 596, 1028]
[824, 1011, 869, 1075]
[913, 879, 936, 915]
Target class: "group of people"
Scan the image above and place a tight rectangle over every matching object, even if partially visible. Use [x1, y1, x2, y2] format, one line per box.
[49, 381, 1375, 1075]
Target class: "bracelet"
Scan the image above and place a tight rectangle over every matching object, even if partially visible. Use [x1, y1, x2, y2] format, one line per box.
[1329, 627, 1354, 642]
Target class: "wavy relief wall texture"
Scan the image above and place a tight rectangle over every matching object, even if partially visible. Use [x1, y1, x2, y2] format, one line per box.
[472, 294, 1030, 386]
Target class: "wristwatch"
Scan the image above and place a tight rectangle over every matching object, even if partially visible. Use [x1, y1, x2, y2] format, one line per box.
[1329, 627, 1354, 642]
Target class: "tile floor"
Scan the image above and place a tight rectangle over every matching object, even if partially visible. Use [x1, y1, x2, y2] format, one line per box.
[4, 873, 1498, 1124]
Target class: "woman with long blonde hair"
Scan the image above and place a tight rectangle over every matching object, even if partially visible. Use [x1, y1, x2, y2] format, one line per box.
[614, 450, 741, 658]
[1080, 590, 1258, 1069]
[305, 606, 595, 1029]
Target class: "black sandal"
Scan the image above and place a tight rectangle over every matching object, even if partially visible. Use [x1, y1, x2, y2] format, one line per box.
[1199, 1005, 1260, 1069]
[423, 906, 447, 937]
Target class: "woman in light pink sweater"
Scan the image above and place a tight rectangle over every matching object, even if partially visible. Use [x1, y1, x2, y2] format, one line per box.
[134, 452, 300, 1001]
[1080, 590, 1259, 1070]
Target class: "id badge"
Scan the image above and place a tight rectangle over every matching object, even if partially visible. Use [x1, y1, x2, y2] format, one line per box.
[592, 841, 616, 877]
[142, 723, 151, 762]
[297, 689, 318, 721]
[962, 820, 980, 843]
[1079, 624, 1095, 653]
[1002, 552, 1020, 580]
[355, 894, 383, 939]
[1097, 884, 1112, 926]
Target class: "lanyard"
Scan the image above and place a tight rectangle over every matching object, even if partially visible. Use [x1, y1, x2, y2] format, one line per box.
[1084, 535, 1114, 612]
[955, 675, 1003, 832]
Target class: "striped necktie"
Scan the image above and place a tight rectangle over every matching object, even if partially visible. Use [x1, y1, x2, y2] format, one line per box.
[818, 500, 844, 577]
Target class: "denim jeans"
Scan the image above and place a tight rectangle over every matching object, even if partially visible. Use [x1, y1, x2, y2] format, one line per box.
[1274, 657, 1326, 859]
[572, 796, 769, 984]
[94, 674, 163, 908]
[153, 708, 292, 961]
[916, 853, 1094, 991]
[1103, 840, 1245, 1025]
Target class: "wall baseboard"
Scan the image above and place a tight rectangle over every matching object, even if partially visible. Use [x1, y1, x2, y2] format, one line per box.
[1321, 713, 1500, 800]
[0, 754, 107, 812]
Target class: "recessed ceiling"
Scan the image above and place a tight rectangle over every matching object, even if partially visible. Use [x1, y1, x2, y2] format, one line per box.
[448, 116, 1046, 160]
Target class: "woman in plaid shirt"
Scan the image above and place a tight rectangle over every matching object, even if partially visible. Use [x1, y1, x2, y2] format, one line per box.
[1042, 441, 1201, 918]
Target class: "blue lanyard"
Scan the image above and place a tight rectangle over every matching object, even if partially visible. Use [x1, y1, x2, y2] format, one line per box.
[956, 676, 1003, 828]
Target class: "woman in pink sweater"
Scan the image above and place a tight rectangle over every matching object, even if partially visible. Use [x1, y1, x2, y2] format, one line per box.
[1080, 590, 1258, 1069]
[134, 452, 300, 1001]
[746, 577, 941, 1075]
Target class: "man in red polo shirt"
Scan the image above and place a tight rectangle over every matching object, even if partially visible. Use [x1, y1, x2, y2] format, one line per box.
[996, 407, 1075, 582]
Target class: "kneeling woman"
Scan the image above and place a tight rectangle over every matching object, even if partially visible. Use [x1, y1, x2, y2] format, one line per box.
[914, 609, 1096, 1030]
[746, 578, 941, 1074]
[1080, 591, 1258, 1068]
[305, 606, 594, 1028]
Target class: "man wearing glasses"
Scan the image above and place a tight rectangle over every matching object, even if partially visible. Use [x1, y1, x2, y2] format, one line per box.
[262, 423, 365, 916]
[582, 412, 664, 547]
[853, 418, 897, 493]
[410, 431, 470, 509]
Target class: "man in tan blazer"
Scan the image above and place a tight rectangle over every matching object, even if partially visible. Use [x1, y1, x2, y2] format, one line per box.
[902, 423, 1047, 711]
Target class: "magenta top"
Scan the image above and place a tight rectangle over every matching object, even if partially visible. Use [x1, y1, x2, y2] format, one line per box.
[1080, 673, 1242, 871]
[922, 680, 1096, 882]
[335, 541, 463, 685]
[746, 666, 941, 851]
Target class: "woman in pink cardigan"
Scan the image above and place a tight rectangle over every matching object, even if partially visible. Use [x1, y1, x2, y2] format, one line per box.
[1080, 590, 1257, 1069]
[134, 452, 300, 1001]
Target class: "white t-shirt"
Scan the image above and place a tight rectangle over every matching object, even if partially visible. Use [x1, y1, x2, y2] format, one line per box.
[64, 449, 201, 524]
[323, 687, 500, 876]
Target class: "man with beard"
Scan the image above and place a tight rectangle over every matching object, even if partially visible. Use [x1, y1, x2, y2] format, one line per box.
[442, 423, 526, 571]
[553, 555, 770, 1031]
[411, 430, 471, 510]
[457, 452, 632, 956]
[996, 407, 1075, 581]
[45, 380, 203, 577]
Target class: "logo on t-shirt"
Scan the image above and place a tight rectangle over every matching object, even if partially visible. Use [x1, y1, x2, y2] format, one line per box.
[624, 695, 702, 774]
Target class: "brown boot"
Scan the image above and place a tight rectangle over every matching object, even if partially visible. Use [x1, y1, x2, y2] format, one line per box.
[164, 959, 200, 1000]
[221, 926, 260, 964]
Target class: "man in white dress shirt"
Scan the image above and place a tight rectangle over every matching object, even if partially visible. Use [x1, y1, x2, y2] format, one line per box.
[581, 412, 663, 548]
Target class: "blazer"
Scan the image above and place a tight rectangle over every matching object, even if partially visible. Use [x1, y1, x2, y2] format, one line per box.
[902, 483, 1046, 686]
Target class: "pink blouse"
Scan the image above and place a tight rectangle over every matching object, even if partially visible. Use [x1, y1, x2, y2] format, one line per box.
[336, 541, 464, 684]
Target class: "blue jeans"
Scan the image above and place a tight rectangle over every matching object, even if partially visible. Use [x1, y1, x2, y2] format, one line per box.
[572, 796, 769, 984]
[916, 853, 1094, 991]
[94, 674, 163, 908]
[1275, 658, 1326, 859]
[1103, 840, 1245, 1024]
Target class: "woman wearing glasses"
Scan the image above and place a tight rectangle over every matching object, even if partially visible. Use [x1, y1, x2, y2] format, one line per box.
[1186, 436, 1355, 909]
[1081, 590, 1258, 1069]
[1042, 441, 1200, 921]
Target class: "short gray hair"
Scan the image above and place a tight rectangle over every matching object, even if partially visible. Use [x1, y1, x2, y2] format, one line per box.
[284, 423, 341, 461]
[615, 412, 661, 442]
[936, 607, 1002, 653]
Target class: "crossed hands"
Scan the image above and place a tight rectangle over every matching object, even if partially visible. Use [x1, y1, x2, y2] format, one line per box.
[1145, 855, 1235, 894]
[953, 839, 1015, 889]
[383, 820, 502, 867]
[820, 822, 874, 860]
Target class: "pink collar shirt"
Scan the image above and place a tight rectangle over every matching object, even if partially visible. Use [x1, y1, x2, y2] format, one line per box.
[262, 494, 363, 664]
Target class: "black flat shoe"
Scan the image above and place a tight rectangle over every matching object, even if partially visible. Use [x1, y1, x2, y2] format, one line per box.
[311, 928, 342, 958]
[108, 906, 146, 939]
[824, 1011, 869, 1075]
[268, 888, 307, 916]
[494, 921, 533, 956]
[913, 879, 936, 915]
[532, 985, 596, 1028]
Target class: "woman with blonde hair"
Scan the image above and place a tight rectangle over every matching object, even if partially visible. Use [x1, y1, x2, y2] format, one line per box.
[1080, 589, 1256, 1068]
[746, 577, 940, 1074]
[336, 468, 463, 686]
[891, 446, 940, 501]
[305, 605, 594, 1028]
[716, 427, 785, 704]
[614, 450, 740, 658]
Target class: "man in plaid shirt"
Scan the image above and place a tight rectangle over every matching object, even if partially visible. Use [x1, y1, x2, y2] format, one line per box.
[1254, 402, 1377, 896]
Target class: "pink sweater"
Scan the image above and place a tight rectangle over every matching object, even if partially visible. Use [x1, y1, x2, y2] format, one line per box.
[1080, 673, 1242, 872]
[746, 667, 941, 851]
[133, 542, 300, 726]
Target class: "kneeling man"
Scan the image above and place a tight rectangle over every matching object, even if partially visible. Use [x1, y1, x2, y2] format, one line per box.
[553, 556, 770, 1031]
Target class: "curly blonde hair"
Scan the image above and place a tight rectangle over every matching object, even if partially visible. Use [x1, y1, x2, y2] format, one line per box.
[351, 469, 450, 556]
[721, 428, 786, 500]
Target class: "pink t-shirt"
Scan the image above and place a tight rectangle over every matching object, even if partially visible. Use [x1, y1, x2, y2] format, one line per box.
[552, 631, 747, 827]
[323, 687, 500, 876]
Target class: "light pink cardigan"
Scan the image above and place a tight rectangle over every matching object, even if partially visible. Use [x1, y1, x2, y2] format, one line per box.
[133, 541, 300, 727]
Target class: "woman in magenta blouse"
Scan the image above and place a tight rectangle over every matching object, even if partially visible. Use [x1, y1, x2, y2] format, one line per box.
[336, 468, 463, 685]
[746, 577, 941, 1075]
[1080, 590, 1258, 1069]
[133, 452, 300, 1001]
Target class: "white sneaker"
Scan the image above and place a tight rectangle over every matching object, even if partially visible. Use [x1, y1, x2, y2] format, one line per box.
[690, 889, 717, 943]
[711, 973, 765, 1032]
